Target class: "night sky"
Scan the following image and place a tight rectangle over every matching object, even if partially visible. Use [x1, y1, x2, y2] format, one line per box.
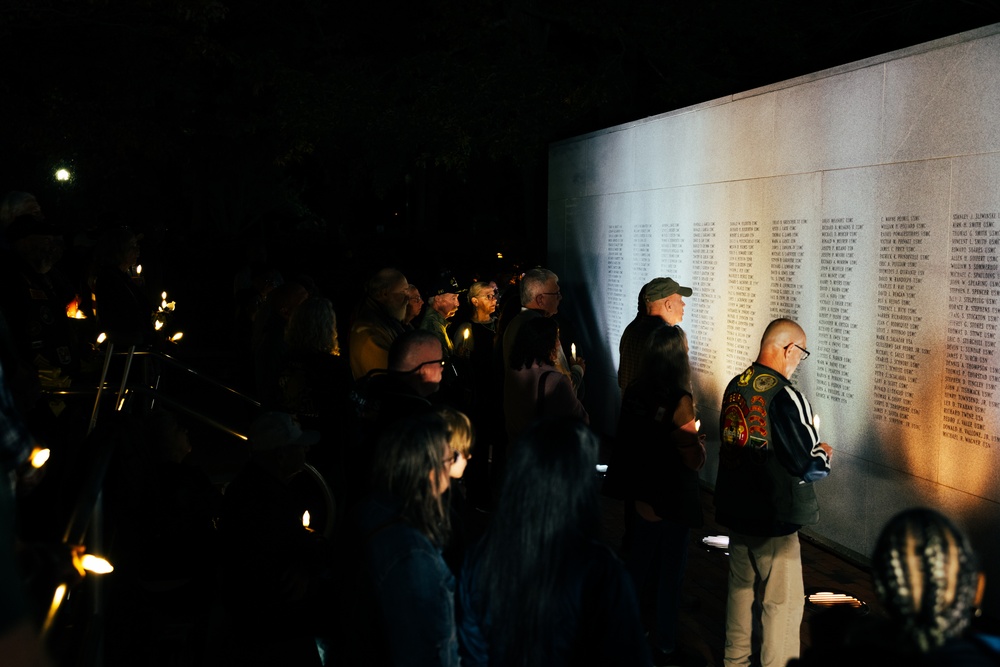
[2, 0, 999, 285]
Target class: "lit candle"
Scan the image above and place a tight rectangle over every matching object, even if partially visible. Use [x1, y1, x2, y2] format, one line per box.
[79, 554, 113, 574]
[302, 511, 311, 529]
[695, 420, 701, 432]
[30, 447, 50, 469]
[570, 343, 576, 361]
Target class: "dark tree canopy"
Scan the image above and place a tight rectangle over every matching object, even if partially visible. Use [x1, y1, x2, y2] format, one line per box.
[1, 0, 997, 248]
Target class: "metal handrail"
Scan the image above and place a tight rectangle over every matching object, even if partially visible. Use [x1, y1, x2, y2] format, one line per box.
[125, 349, 261, 408]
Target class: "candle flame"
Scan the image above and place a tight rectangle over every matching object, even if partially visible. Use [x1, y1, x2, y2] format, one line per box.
[136, 264, 142, 275]
[302, 511, 311, 529]
[43, 583, 68, 635]
[570, 343, 576, 360]
[97, 333, 107, 344]
[463, 328, 470, 341]
[695, 420, 701, 432]
[30, 447, 50, 469]
[79, 554, 114, 574]
[66, 296, 87, 319]
[161, 291, 167, 300]
[154, 319, 164, 331]
[170, 332, 184, 342]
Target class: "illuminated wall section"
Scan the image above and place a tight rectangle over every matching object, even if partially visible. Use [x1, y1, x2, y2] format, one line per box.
[548, 24, 1000, 586]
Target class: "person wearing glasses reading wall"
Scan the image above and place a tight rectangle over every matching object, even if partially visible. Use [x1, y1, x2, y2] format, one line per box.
[714, 318, 833, 667]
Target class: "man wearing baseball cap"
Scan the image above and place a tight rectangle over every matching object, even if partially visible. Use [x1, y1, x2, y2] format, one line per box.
[618, 277, 692, 392]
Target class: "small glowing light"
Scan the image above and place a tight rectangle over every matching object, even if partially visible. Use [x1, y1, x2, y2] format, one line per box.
[43, 583, 68, 634]
[163, 301, 176, 311]
[302, 511, 311, 529]
[97, 333, 107, 344]
[30, 447, 50, 469]
[136, 264, 142, 275]
[463, 328, 470, 341]
[79, 554, 114, 574]
[161, 291, 167, 300]
[496, 252, 503, 259]
[117, 398, 126, 411]
[170, 332, 184, 342]
[806, 591, 864, 609]
[65, 297, 86, 319]
[813, 414, 821, 430]
[570, 343, 576, 361]
[595, 464, 608, 474]
[55, 168, 71, 182]
[695, 420, 701, 432]
[154, 319, 164, 331]
[702, 535, 730, 550]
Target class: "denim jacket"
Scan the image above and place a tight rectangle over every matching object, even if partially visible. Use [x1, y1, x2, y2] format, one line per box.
[355, 493, 460, 667]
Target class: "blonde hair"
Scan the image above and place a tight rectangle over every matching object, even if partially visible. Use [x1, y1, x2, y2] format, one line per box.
[435, 406, 474, 458]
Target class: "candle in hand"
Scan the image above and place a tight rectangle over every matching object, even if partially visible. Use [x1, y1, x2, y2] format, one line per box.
[570, 343, 577, 361]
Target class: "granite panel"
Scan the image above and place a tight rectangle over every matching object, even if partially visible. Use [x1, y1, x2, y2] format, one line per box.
[883, 33, 1000, 163]
[773, 67, 884, 176]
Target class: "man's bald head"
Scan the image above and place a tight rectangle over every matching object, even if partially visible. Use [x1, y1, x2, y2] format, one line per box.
[757, 318, 808, 379]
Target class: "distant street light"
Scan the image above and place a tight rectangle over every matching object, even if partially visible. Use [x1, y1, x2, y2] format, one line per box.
[54, 168, 71, 182]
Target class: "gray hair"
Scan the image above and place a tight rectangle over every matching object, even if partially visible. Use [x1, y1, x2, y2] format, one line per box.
[520, 268, 558, 306]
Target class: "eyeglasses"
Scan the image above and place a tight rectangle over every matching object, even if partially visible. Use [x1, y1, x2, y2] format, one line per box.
[542, 291, 562, 298]
[407, 358, 446, 373]
[785, 343, 810, 360]
[409, 296, 424, 303]
[482, 293, 497, 301]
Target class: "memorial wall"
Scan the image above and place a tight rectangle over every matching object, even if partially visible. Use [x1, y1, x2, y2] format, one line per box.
[547, 24, 1000, 587]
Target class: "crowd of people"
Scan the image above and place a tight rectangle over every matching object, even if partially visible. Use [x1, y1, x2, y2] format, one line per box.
[0, 189, 997, 666]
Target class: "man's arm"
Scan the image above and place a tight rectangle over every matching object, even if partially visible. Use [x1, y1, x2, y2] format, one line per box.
[770, 386, 830, 482]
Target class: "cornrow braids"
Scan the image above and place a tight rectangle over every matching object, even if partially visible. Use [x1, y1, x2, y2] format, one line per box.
[871, 508, 980, 651]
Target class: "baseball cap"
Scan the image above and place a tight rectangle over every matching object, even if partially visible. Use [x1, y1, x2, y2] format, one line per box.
[644, 277, 693, 301]
[247, 412, 320, 451]
[429, 272, 466, 297]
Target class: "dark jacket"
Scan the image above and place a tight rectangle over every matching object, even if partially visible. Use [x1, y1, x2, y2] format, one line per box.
[714, 362, 830, 536]
[353, 493, 460, 667]
[612, 382, 703, 528]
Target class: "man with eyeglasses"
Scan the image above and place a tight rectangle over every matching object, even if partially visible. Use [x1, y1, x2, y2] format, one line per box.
[450, 281, 501, 510]
[502, 267, 584, 394]
[714, 318, 832, 667]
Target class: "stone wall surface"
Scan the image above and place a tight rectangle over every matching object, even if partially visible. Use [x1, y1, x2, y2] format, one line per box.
[548, 24, 1000, 592]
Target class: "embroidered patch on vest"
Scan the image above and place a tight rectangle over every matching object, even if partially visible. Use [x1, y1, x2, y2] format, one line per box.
[737, 367, 754, 387]
[748, 395, 768, 442]
[752, 374, 778, 393]
[721, 392, 749, 448]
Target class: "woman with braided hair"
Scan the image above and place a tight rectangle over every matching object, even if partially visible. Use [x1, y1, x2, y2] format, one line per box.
[792, 507, 1000, 666]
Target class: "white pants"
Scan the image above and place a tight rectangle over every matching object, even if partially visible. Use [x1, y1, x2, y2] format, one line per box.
[723, 531, 804, 667]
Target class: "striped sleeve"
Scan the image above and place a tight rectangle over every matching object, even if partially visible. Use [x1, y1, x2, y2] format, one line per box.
[771, 385, 830, 482]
